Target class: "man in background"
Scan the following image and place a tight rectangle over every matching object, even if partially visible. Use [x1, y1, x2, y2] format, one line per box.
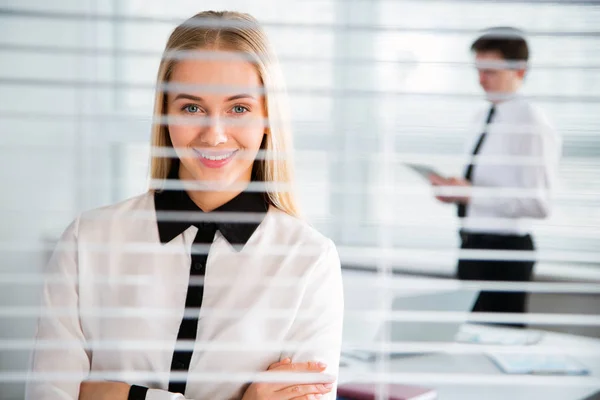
[430, 27, 561, 327]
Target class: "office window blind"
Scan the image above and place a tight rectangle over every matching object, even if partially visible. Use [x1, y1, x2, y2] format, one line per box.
[1, 1, 599, 399]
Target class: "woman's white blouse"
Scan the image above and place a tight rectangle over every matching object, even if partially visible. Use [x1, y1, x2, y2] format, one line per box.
[25, 193, 344, 400]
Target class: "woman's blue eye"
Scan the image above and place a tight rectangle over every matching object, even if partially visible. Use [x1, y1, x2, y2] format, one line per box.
[183, 105, 200, 113]
[232, 105, 248, 114]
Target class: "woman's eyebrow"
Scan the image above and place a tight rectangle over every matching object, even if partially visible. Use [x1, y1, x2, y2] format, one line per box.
[172, 93, 258, 102]
[225, 94, 258, 101]
[173, 93, 204, 102]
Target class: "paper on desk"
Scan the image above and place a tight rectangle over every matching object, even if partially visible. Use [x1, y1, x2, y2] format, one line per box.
[455, 325, 543, 346]
[487, 353, 590, 375]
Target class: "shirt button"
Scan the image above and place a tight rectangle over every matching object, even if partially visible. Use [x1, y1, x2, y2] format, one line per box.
[193, 262, 203, 272]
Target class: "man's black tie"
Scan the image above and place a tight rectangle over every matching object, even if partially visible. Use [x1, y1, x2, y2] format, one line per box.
[457, 105, 496, 218]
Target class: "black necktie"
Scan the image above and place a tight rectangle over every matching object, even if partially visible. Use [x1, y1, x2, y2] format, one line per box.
[457, 105, 496, 218]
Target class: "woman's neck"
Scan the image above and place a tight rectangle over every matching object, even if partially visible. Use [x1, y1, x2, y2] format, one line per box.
[186, 188, 242, 212]
[173, 163, 252, 212]
[176, 163, 252, 212]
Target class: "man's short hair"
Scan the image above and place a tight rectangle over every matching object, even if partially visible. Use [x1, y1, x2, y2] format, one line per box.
[471, 27, 529, 62]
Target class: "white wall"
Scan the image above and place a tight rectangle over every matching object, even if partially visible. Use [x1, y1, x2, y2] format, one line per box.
[0, 1, 115, 398]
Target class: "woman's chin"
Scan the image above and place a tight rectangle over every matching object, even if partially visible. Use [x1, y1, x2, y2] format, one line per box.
[179, 162, 252, 193]
[182, 172, 251, 193]
[181, 178, 232, 192]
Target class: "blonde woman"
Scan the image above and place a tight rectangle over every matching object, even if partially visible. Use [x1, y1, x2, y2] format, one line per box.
[26, 11, 343, 400]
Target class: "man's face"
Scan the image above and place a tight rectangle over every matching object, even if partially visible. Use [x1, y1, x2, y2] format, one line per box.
[475, 50, 526, 101]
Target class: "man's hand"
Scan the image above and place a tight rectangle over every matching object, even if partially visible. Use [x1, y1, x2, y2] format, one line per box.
[79, 381, 130, 400]
[428, 174, 471, 204]
[241, 358, 335, 400]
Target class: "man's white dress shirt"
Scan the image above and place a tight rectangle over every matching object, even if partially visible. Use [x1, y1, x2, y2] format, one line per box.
[462, 95, 562, 235]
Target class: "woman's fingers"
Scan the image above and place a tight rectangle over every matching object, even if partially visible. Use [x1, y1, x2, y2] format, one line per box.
[290, 395, 326, 400]
[243, 360, 333, 400]
[275, 382, 333, 400]
[270, 361, 328, 373]
[270, 361, 334, 387]
[253, 360, 335, 398]
[268, 357, 292, 370]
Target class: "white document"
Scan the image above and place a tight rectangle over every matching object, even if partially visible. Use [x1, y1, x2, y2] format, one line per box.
[488, 353, 590, 375]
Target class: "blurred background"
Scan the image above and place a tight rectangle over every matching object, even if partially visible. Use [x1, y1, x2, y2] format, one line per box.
[1, 0, 600, 399]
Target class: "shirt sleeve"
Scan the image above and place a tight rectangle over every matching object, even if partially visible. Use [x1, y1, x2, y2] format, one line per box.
[280, 239, 344, 400]
[25, 221, 191, 400]
[25, 218, 91, 400]
[469, 119, 561, 219]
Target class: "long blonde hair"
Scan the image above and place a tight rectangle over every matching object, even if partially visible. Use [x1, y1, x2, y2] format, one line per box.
[149, 11, 299, 217]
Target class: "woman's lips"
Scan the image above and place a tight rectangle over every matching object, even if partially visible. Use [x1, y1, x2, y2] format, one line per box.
[194, 149, 238, 169]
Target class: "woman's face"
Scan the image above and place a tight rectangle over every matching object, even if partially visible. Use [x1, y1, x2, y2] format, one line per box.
[166, 50, 266, 189]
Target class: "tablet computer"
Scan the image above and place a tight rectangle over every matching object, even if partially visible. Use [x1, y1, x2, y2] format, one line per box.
[405, 163, 444, 180]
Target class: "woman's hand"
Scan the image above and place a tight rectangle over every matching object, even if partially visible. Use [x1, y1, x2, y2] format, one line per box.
[241, 358, 335, 400]
[79, 381, 130, 400]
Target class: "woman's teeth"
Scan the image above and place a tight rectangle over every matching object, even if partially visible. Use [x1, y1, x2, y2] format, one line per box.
[198, 151, 234, 161]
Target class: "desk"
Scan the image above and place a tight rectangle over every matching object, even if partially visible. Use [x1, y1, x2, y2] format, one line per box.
[339, 324, 600, 400]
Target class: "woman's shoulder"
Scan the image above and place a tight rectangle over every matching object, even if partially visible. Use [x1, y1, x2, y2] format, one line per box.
[262, 207, 336, 251]
[84, 192, 154, 215]
[67, 192, 155, 238]
[262, 209, 342, 285]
